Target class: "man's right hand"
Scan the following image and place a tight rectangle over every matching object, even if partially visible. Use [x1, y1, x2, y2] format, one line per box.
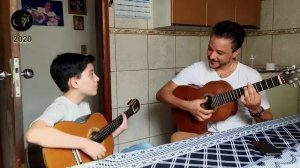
[186, 99, 214, 121]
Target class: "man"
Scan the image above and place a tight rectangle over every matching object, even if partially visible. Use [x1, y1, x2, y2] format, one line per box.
[156, 20, 273, 142]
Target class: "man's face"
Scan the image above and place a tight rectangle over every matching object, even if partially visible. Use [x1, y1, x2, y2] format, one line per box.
[45, 2, 53, 11]
[207, 35, 238, 69]
[75, 63, 99, 96]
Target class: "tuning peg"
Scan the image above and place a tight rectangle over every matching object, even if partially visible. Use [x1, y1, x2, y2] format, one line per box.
[284, 71, 290, 75]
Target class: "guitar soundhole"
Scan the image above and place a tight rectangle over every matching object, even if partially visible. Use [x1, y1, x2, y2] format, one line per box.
[88, 127, 103, 142]
[203, 95, 213, 110]
[184, 96, 188, 100]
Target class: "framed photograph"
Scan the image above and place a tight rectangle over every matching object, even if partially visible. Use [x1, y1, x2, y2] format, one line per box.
[68, 0, 87, 15]
[73, 15, 84, 30]
[22, 0, 64, 26]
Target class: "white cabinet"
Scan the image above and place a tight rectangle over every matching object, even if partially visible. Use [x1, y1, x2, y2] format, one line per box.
[262, 73, 298, 119]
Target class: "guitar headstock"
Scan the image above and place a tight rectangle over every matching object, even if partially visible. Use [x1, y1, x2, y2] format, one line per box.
[281, 65, 300, 87]
[127, 99, 140, 114]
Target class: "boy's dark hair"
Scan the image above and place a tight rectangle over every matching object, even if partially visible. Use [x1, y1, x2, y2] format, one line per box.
[50, 53, 95, 92]
[211, 20, 246, 52]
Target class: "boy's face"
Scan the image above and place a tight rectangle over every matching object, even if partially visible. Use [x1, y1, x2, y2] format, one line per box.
[75, 63, 99, 96]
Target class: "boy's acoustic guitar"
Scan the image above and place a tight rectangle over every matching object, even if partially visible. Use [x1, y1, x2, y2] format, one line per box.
[172, 65, 300, 134]
[27, 99, 140, 168]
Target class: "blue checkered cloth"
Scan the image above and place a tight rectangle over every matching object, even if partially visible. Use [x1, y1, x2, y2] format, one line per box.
[71, 114, 300, 168]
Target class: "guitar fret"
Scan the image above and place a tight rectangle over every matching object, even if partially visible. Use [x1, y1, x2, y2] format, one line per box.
[205, 75, 285, 109]
[253, 84, 259, 92]
[214, 95, 220, 106]
[219, 94, 224, 105]
[93, 107, 137, 142]
[233, 90, 239, 99]
[271, 77, 275, 86]
[265, 80, 269, 89]
[225, 93, 230, 102]
[229, 92, 234, 101]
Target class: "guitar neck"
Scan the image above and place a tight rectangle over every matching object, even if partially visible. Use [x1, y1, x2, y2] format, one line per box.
[210, 75, 284, 108]
[91, 109, 135, 143]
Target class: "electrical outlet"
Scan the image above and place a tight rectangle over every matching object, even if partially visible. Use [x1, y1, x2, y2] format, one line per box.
[81, 45, 87, 54]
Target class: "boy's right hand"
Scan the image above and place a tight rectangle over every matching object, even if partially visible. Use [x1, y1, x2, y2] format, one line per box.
[80, 140, 106, 160]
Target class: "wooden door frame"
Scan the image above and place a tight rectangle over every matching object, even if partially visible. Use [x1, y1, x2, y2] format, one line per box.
[95, 0, 112, 121]
[0, 0, 25, 167]
[0, 1, 111, 167]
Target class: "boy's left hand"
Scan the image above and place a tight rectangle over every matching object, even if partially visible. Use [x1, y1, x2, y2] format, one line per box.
[112, 113, 128, 138]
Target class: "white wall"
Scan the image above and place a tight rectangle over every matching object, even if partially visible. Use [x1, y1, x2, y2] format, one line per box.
[19, 0, 96, 140]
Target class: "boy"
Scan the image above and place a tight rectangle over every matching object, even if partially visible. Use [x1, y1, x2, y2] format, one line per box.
[26, 53, 127, 160]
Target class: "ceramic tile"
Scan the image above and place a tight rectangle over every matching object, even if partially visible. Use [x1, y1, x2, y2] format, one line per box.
[175, 68, 184, 74]
[150, 134, 172, 146]
[148, 35, 175, 69]
[108, 0, 115, 28]
[118, 138, 150, 152]
[272, 34, 300, 66]
[117, 70, 148, 107]
[246, 35, 272, 66]
[274, 0, 300, 29]
[116, 34, 148, 70]
[118, 105, 149, 143]
[175, 36, 201, 68]
[113, 144, 119, 153]
[110, 33, 116, 71]
[148, 69, 175, 103]
[149, 103, 176, 136]
[200, 36, 210, 61]
[241, 38, 247, 63]
[111, 72, 117, 108]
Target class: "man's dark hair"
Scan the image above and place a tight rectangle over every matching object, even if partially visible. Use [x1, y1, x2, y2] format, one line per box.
[211, 20, 246, 52]
[50, 53, 95, 92]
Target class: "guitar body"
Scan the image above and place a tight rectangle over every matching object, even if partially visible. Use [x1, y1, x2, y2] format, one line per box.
[27, 113, 114, 168]
[172, 80, 238, 134]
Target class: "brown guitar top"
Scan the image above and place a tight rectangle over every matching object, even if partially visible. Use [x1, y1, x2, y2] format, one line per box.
[27, 99, 140, 168]
[172, 80, 238, 134]
[43, 113, 114, 168]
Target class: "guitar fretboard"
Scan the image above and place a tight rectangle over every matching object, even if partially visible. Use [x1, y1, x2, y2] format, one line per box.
[210, 75, 283, 108]
[90, 109, 135, 143]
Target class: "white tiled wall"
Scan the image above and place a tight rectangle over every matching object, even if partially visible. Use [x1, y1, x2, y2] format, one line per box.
[109, 0, 300, 151]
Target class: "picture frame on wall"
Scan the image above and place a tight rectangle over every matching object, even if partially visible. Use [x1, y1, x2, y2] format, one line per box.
[22, 0, 64, 26]
[73, 15, 84, 30]
[68, 0, 87, 15]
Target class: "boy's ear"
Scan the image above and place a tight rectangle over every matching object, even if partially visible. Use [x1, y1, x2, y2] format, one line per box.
[69, 77, 79, 89]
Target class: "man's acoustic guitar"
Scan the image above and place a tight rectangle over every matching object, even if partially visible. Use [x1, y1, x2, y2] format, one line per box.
[172, 65, 300, 134]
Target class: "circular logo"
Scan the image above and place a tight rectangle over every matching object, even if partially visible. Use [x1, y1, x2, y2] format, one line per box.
[11, 10, 33, 31]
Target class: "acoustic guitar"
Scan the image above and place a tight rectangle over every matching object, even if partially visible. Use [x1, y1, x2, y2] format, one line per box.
[27, 99, 140, 168]
[172, 65, 300, 134]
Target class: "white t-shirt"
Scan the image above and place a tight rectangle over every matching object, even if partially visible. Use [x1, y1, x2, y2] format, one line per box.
[34, 96, 91, 126]
[172, 61, 270, 132]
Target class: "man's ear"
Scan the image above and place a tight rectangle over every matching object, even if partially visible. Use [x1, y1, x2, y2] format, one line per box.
[69, 77, 79, 89]
[232, 48, 241, 59]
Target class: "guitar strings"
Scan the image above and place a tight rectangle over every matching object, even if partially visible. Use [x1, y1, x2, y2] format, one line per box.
[211, 76, 281, 107]
[92, 109, 134, 142]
